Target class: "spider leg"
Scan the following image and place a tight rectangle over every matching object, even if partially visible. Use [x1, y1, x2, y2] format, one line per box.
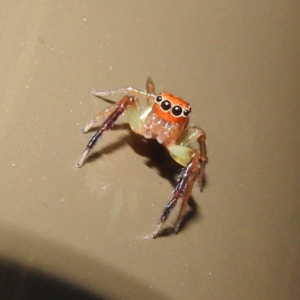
[92, 86, 156, 101]
[173, 166, 197, 233]
[145, 76, 155, 104]
[152, 152, 200, 238]
[81, 104, 119, 133]
[82, 76, 156, 133]
[197, 129, 208, 191]
[76, 95, 138, 168]
[152, 126, 208, 237]
[175, 126, 208, 191]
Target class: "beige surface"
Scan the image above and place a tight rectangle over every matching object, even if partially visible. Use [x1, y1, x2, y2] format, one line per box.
[1, 1, 300, 299]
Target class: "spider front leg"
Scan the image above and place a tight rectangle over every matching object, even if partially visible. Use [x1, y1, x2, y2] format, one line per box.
[152, 127, 207, 238]
[81, 104, 120, 133]
[91, 77, 156, 102]
[83, 77, 156, 133]
[76, 95, 141, 168]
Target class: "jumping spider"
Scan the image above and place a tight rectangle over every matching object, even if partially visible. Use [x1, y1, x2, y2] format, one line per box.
[76, 77, 207, 238]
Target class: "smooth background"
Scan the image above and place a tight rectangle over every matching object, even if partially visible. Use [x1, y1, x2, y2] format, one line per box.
[0, 1, 299, 299]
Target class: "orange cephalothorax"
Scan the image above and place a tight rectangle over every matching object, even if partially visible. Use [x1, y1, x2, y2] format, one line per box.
[153, 93, 191, 123]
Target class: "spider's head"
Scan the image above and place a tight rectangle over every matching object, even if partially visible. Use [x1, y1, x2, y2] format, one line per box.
[153, 93, 191, 124]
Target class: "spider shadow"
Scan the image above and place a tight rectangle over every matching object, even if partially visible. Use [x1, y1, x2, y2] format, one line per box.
[82, 124, 203, 237]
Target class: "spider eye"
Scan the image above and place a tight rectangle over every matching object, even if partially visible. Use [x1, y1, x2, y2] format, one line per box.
[160, 100, 171, 111]
[156, 96, 163, 103]
[183, 109, 191, 117]
[172, 105, 183, 117]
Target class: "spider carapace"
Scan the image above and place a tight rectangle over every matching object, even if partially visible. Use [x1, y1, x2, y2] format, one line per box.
[76, 77, 208, 238]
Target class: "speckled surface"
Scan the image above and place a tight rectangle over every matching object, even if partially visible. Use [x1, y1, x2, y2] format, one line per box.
[0, 1, 300, 299]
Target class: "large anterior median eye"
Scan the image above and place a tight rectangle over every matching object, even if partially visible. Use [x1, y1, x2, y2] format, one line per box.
[171, 105, 182, 117]
[160, 100, 171, 111]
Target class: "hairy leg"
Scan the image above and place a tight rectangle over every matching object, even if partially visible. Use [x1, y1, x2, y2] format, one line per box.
[76, 96, 138, 167]
[152, 152, 200, 238]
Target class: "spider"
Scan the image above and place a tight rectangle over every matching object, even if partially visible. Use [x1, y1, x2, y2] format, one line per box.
[76, 77, 208, 238]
